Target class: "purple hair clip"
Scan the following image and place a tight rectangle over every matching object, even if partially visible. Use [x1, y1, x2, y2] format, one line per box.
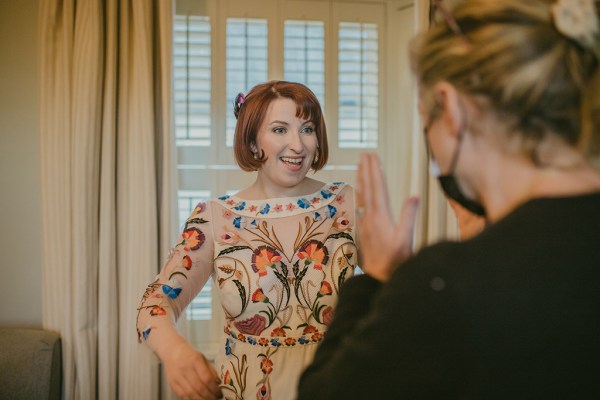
[233, 92, 245, 120]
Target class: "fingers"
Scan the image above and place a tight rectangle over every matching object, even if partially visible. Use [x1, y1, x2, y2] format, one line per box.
[166, 351, 221, 400]
[357, 153, 389, 217]
[356, 153, 369, 211]
[194, 356, 222, 399]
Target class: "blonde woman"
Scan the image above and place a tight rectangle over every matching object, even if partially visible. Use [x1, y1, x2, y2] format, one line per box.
[299, 0, 600, 398]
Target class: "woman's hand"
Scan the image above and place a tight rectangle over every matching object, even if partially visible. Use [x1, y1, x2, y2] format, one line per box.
[356, 153, 420, 281]
[161, 338, 222, 400]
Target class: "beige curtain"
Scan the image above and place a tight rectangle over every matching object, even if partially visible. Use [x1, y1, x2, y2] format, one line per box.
[412, 0, 459, 247]
[39, 0, 175, 398]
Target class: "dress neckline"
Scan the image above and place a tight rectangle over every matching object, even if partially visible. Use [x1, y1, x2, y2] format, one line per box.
[215, 181, 348, 218]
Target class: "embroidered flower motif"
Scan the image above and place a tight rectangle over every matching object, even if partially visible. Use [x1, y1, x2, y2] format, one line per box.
[218, 195, 230, 201]
[314, 211, 322, 221]
[181, 227, 204, 251]
[552, 0, 599, 48]
[297, 198, 311, 209]
[251, 288, 269, 303]
[286, 202, 295, 211]
[260, 358, 274, 374]
[233, 216, 246, 229]
[326, 204, 337, 219]
[188, 202, 206, 218]
[226, 199, 235, 206]
[247, 336, 257, 345]
[223, 370, 232, 386]
[270, 338, 282, 347]
[273, 204, 283, 213]
[311, 197, 321, 204]
[237, 333, 246, 342]
[311, 332, 323, 342]
[335, 194, 345, 204]
[258, 337, 269, 346]
[318, 281, 333, 297]
[298, 337, 309, 344]
[223, 210, 232, 219]
[322, 306, 334, 326]
[270, 327, 286, 337]
[333, 215, 351, 231]
[162, 280, 182, 298]
[257, 384, 270, 400]
[259, 203, 271, 215]
[234, 314, 267, 336]
[252, 246, 283, 276]
[297, 240, 329, 270]
[250, 219, 259, 229]
[284, 337, 296, 346]
[233, 201, 246, 211]
[225, 338, 234, 355]
[302, 325, 318, 334]
[182, 255, 192, 270]
[141, 324, 153, 341]
[220, 231, 240, 245]
[150, 305, 166, 316]
[249, 204, 258, 212]
[320, 189, 333, 199]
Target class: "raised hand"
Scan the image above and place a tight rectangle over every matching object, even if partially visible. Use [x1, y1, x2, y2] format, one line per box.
[356, 153, 420, 281]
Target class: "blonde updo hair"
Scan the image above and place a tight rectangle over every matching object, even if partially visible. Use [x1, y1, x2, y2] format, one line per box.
[412, 0, 600, 159]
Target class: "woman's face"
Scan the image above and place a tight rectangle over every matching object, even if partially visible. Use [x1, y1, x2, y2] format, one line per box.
[253, 97, 318, 189]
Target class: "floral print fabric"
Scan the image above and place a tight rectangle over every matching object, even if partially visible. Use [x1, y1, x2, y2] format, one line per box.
[137, 182, 357, 400]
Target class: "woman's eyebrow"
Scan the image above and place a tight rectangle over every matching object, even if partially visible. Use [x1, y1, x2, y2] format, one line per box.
[269, 120, 289, 126]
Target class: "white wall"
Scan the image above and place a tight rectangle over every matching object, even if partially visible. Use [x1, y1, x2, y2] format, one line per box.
[0, 0, 43, 326]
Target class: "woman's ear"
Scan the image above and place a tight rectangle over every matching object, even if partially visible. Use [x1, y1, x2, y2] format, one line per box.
[250, 142, 258, 154]
[432, 81, 466, 140]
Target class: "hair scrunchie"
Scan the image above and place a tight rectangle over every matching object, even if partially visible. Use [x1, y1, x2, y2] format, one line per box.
[233, 92, 246, 120]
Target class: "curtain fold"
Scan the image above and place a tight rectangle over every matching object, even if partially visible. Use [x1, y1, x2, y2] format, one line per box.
[39, 1, 174, 398]
[412, 0, 459, 247]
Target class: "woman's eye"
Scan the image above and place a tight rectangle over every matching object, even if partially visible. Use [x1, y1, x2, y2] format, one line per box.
[273, 127, 286, 134]
[301, 126, 315, 134]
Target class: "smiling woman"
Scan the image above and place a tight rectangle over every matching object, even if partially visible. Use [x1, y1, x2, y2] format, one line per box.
[136, 81, 359, 400]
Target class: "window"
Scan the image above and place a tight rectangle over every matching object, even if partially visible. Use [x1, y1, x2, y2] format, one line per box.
[173, 15, 211, 146]
[284, 20, 325, 105]
[338, 22, 379, 148]
[225, 18, 268, 147]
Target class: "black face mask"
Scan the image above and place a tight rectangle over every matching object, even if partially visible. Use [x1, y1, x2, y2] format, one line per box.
[427, 128, 486, 217]
[437, 175, 486, 216]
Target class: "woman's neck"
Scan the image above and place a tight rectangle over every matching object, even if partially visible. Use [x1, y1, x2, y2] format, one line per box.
[479, 150, 600, 223]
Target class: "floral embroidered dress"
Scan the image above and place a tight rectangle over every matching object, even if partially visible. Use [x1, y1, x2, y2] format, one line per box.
[137, 182, 357, 400]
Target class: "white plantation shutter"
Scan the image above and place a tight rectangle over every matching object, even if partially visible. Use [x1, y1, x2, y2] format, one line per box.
[225, 18, 269, 147]
[284, 20, 325, 105]
[173, 15, 211, 146]
[338, 22, 379, 148]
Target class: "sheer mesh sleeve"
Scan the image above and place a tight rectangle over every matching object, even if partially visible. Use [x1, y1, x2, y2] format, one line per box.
[136, 200, 215, 357]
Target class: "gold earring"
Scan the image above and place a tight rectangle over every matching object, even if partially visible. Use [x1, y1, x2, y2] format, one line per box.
[253, 152, 258, 160]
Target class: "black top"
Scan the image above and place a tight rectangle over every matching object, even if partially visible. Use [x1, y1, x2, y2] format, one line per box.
[298, 193, 600, 399]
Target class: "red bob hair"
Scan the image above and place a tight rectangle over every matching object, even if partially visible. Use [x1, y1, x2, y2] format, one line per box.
[233, 80, 328, 172]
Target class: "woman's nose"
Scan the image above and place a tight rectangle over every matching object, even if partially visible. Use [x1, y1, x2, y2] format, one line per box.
[287, 132, 304, 152]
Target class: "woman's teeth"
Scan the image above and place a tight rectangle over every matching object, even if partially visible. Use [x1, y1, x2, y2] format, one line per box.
[280, 157, 302, 165]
